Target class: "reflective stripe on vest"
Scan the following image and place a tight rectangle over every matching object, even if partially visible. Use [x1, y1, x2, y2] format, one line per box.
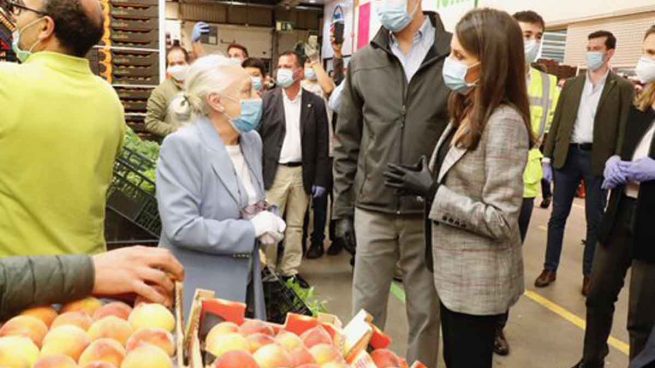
[528, 70, 552, 141]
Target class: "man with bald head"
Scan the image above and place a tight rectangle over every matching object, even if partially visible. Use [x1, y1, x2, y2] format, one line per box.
[0, 0, 126, 257]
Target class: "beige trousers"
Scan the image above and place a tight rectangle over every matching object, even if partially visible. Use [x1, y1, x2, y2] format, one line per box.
[265, 166, 309, 276]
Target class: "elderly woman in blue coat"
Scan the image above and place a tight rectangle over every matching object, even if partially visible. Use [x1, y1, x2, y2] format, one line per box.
[156, 55, 286, 317]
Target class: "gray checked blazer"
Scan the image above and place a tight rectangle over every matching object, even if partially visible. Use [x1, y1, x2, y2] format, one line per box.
[428, 105, 529, 316]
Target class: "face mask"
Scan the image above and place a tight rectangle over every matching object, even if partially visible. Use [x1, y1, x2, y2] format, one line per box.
[222, 96, 263, 133]
[376, 0, 418, 33]
[635, 56, 655, 84]
[443, 57, 479, 95]
[524, 39, 541, 64]
[277, 69, 295, 89]
[12, 17, 45, 63]
[167, 65, 188, 82]
[305, 68, 317, 81]
[251, 76, 263, 92]
[586, 51, 606, 71]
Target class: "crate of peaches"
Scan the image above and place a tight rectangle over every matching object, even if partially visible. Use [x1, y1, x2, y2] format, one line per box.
[0, 283, 184, 368]
[185, 290, 426, 368]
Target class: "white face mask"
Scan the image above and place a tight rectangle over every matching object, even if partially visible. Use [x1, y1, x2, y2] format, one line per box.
[635, 56, 655, 84]
[524, 39, 541, 64]
[167, 65, 188, 82]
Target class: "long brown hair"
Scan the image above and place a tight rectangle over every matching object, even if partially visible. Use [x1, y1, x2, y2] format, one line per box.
[448, 8, 533, 150]
[635, 25, 655, 112]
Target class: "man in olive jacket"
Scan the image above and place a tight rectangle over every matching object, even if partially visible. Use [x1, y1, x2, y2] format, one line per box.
[332, 1, 451, 365]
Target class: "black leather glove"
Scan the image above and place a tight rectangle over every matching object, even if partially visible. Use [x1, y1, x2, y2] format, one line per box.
[384, 156, 438, 198]
[334, 218, 356, 254]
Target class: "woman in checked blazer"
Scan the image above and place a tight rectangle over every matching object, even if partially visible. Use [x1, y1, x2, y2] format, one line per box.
[384, 8, 533, 368]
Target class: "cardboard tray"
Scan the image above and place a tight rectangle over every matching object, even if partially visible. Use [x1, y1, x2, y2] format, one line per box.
[106, 4, 158, 19]
[110, 16, 159, 32]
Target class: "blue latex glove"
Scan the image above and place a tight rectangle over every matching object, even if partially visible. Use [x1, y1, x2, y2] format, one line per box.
[192, 22, 211, 43]
[622, 157, 655, 183]
[542, 161, 553, 183]
[602, 155, 629, 190]
[311, 185, 327, 199]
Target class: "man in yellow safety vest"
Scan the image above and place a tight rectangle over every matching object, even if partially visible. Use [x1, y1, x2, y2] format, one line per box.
[493, 10, 561, 356]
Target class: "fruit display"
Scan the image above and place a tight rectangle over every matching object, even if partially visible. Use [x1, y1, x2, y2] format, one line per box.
[0, 297, 179, 368]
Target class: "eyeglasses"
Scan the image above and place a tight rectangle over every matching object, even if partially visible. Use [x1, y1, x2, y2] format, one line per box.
[5, 0, 47, 17]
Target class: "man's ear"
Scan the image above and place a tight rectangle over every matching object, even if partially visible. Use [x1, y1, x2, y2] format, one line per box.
[38, 16, 56, 42]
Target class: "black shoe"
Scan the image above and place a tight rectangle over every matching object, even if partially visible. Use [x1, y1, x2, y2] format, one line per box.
[306, 244, 324, 259]
[350, 255, 355, 267]
[570, 359, 584, 368]
[540, 197, 552, 209]
[326, 240, 343, 256]
[283, 274, 310, 289]
[494, 329, 510, 356]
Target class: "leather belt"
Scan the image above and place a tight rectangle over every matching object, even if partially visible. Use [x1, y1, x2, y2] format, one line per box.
[280, 162, 302, 167]
[570, 143, 593, 151]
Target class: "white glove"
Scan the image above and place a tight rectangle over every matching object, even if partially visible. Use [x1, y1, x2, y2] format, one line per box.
[250, 211, 286, 237]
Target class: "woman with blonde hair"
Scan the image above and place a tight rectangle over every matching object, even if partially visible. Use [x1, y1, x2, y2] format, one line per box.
[156, 55, 285, 317]
[572, 24, 655, 368]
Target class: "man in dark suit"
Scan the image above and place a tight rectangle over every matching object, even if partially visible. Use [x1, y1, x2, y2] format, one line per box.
[535, 30, 634, 295]
[259, 51, 329, 288]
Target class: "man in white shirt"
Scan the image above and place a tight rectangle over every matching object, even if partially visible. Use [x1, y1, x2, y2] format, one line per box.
[258, 51, 330, 288]
[536, 30, 635, 296]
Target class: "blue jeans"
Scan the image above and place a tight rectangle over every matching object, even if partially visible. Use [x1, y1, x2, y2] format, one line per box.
[544, 146, 606, 276]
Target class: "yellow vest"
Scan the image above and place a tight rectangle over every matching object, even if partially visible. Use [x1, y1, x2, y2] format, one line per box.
[524, 67, 560, 198]
[0, 52, 125, 257]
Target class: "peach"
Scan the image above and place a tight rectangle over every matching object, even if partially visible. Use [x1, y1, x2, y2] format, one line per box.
[41, 325, 91, 361]
[88, 316, 133, 345]
[126, 328, 175, 356]
[253, 343, 292, 368]
[33, 354, 78, 368]
[207, 322, 239, 339]
[301, 326, 333, 348]
[79, 338, 126, 366]
[51, 311, 93, 331]
[0, 336, 39, 367]
[212, 350, 259, 368]
[82, 363, 117, 368]
[296, 365, 321, 368]
[206, 333, 250, 359]
[21, 306, 58, 327]
[289, 346, 317, 366]
[321, 363, 349, 368]
[246, 333, 276, 353]
[309, 344, 343, 365]
[128, 303, 175, 332]
[370, 349, 404, 368]
[93, 302, 132, 321]
[239, 319, 275, 336]
[121, 344, 172, 368]
[275, 330, 303, 351]
[0, 315, 48, 347]
[61, 297, 103, 316]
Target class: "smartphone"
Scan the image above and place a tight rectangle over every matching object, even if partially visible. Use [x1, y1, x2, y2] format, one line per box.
[333, 22, 344, 44]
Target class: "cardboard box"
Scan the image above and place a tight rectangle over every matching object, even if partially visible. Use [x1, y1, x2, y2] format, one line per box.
[110, 17, 159, 32]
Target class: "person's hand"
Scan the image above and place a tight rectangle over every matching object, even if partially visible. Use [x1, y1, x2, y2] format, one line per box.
[92, 247, 184, 307]
[384, 156, 437, 198]
[331, 37, 343, 58]
[334, 218, 356, 254]
[622, 157, 655, 183]
[192, 22, 210, 43]
[304, 38, 320, 63]
[259, 231, 284, 247]
[542, 161, 553, 183]
[602, 155, 629, 190]
[312, 185, 327, 199]
[251, 211, 286, 237]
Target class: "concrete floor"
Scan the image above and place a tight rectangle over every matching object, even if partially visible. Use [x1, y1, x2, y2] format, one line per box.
[299, 198, 631, 367]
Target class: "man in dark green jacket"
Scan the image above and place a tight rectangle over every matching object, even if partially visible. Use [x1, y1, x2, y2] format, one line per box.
[0, 246, 184, 321]
[332, 0, 451, 365]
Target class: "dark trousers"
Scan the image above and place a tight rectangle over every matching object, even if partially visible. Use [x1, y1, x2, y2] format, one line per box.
[303, 158, 334, 248]
[545, 147, 606, 276]
[582, 198, 655, 367]
[497, 197, 534, 329]
[542, 178, 552, 199]
[441, 303, 500, 368]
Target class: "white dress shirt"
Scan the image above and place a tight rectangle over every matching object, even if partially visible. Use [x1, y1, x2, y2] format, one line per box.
[626, 120, 655, 198]
[390, 17, 435, 83]
[571, 72, 609, 144]
[279, 89, 303, 164]
[225, 144, 258, 205]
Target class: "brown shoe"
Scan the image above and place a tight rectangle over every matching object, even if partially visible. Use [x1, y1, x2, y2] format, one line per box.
[534, 270, 557, 287]
[582, 276, 591, 297]
[494, 328, 510, 356]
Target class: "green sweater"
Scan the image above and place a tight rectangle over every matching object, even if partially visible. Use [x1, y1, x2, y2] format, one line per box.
[145, 78, 185, 137]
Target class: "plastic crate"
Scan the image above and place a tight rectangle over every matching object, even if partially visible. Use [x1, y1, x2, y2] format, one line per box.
[261, 267, 313, 324]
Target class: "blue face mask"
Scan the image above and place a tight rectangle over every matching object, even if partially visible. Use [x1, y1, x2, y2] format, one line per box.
[223, 97, 263, 133]
[277, 69, 295, 89]
[376, 0, 418, 33]
[251, 77, 263, 92]
[305, 68, 317, 81]
[12, 17, 45, 63]
[586, 51, 606, 71]
[442, 57, 479, 95]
